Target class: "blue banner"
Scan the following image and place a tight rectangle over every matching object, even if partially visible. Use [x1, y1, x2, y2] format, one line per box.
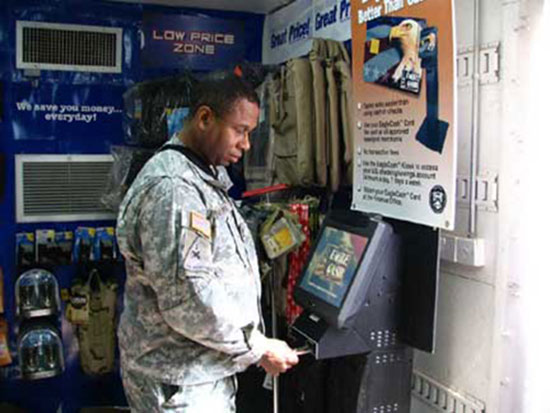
[262, 0, 352, 65]
[142, 13, 246, 71]
[11, 83, 124, 141]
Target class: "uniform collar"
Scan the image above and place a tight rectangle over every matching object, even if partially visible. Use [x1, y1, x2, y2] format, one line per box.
[162, 135, 233, 191]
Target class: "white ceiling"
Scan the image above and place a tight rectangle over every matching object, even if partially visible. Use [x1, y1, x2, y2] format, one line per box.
[107, 0, 292, 14]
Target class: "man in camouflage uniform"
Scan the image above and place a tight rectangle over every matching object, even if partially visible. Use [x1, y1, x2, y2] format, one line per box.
[116, 75, 298, 412]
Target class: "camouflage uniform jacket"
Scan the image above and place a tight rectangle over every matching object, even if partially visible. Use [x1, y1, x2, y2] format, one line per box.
[116, 135, 268, 385]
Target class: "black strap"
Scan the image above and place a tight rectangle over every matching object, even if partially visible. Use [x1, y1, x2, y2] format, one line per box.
[159, 144, 217, 178]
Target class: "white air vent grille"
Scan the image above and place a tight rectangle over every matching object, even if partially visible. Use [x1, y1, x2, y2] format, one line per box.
[16, 155, 116, 223]
[17, 21, 122, 73]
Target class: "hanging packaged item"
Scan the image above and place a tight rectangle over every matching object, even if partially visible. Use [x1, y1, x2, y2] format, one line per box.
[16, 233, 35, 267]
[93, 227, 116, 261]
[260, 209, 305, 260]
[244, 75, 276, 190]
[234, 61, 273, 89]
[35, 229, 56, 266]
[73, 227, 95, 263]
[31, 230, 73, 266]
[0, 267, 4, 314]
[17, 321, 64, 380]
[66, 269, 117, 375]
[0, 318, 11, 366]
[54, 231, 73, 265]
[165, 107, 190, 137]
[122, 73, 196, 149]
[102, 146, 156, 211]
[15, 269, 61, 319]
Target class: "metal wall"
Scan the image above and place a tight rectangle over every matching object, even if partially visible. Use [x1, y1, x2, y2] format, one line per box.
[411, 0, 541, 412]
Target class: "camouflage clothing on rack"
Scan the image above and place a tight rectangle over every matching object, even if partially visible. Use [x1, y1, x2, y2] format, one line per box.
[116, 135, 268, 391]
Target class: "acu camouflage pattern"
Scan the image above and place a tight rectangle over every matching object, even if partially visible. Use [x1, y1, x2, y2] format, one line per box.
[122, 368, 237, 413]
[73, 269, 117, 375]
[116, 135, 268, 387]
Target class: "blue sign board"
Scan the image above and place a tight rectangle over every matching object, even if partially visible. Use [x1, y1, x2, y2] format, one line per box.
[12, 83, 124, 142]
[142, 13, 246, 71]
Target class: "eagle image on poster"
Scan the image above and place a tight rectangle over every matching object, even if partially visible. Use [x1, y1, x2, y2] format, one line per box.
[363, 16, 427, 94]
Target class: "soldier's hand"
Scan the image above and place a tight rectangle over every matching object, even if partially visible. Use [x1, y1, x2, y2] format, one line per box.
[259, 339, 299, 376]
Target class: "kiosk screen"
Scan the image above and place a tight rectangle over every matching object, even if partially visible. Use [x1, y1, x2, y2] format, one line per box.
[298, 226, 369, 308]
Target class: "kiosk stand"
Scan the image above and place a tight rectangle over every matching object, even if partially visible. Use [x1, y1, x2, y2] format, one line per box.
[289, 209, 439, 412]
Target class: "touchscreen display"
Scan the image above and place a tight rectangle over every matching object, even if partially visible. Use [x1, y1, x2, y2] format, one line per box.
[299, 226, 369, 308]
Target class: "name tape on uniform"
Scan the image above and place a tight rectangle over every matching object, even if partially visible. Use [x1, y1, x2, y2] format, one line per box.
[190, 211, 212, 240]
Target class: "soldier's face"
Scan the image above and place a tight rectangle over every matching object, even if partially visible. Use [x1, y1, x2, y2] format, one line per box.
[204, 98, 259, 166]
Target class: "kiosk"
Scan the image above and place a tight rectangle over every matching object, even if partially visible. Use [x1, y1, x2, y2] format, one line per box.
[290, 209, 439, 412]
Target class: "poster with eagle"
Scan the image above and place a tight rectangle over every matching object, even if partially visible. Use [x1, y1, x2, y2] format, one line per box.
[351, 0, 456, 230]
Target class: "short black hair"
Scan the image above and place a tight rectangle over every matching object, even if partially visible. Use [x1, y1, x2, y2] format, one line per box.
[190, 73, 260, 118]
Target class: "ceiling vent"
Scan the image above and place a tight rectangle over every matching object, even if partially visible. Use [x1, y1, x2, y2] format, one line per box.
[16, 21, 122, 73]
[16, 154, 116, 223]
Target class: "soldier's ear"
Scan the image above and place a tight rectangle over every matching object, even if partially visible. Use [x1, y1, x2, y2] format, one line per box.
[195, 105, 215, 131]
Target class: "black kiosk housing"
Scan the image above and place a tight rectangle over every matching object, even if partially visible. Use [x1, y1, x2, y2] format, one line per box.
[289, 209, 439, 412]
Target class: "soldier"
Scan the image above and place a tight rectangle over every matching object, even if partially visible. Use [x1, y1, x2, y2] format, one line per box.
[116, 74, 299, 412]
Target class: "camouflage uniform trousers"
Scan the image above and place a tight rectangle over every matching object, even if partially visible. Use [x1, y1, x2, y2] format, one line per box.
[121, 368, 238, 413]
